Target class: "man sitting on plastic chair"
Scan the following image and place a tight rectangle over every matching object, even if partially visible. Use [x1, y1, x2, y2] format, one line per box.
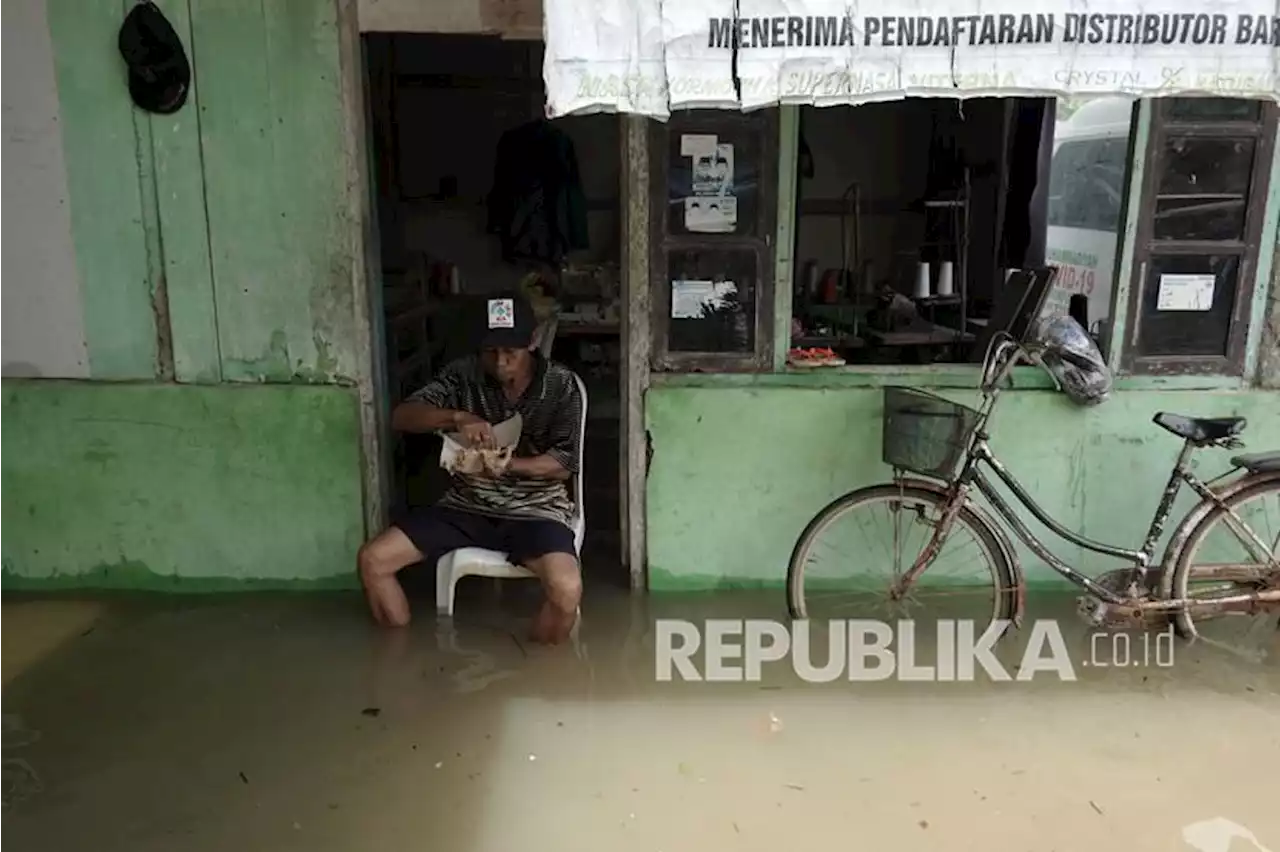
[358, 294, 584, 645]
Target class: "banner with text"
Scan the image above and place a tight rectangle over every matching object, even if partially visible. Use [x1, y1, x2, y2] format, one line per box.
[542, 0, 1280, 118]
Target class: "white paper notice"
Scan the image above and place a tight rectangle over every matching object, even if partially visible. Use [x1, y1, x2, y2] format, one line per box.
[661, 0, 737, 110]
[541, 0, 667, 118]
[691, 143, 734, 194]
[543, 0, 1280, 117]
[684, 141, 736, 232]
[672, 280, 713, 318]
[1156, 274, 1215, 311]
[680, 134, 717, 157]
[672, 279, 738, 318]
[684, 196, 737, 232]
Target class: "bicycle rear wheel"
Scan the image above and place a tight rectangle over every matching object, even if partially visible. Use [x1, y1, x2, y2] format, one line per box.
[1162, 477, 1280, 659]
[787, 484, 1019, 633]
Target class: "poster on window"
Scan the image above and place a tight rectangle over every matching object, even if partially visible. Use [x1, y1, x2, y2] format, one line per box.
[681, 135, 738, 232]
[672, 279, 739, 318]
[543, 0, 1280, 118]
[1157, 273, 1216, 311]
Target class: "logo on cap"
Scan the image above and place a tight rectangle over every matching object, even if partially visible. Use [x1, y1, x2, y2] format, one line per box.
[487, 299, 515, 329]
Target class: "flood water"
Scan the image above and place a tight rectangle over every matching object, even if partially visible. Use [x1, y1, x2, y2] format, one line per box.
[3, 584, 1277, 851]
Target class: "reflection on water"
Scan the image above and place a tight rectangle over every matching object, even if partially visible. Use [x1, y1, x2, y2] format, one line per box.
[1, 588, 1276, 852]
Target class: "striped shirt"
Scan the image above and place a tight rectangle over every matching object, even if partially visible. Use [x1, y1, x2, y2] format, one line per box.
[408, 354, 583, 527]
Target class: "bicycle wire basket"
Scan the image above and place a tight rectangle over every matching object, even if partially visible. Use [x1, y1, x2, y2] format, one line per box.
[881, 386, 981, 481]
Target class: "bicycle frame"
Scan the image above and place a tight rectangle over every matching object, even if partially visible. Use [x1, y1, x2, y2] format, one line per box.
[963, 438, 1190, 605]
[893, 333, 1279, 613]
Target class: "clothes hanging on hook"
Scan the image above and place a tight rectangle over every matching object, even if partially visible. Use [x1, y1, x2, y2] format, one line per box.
[486, 121, 589, 266]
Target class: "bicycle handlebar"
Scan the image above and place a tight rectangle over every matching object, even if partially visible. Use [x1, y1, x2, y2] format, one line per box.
[979, 333, 1027, 393]
[980, 330, 1104, 395]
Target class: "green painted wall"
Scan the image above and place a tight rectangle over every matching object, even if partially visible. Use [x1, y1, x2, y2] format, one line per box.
[2, 382, 363, 590]
[191, 0, 358, 384]
[644, 385, 1280, 591]
[2, 0, 371, 589]
[45, 0, 158, 380]
[44, 0, 359, 385]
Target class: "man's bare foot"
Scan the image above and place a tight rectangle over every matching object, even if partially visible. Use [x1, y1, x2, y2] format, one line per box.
[530, 601, 576, 645]
[531, 602, 556, 644]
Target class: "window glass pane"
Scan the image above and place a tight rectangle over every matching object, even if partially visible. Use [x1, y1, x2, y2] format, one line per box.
[667, 120, 761, 237]
[784, 97, 1145, 366]
[667, 248, 757, 353]
[1158, 137, 1254, 196]
[1046, 137, 1130, 231]
[1136, 254, 1240, 357]
[1154, 197, 1249, 241]
[1042, 96, 1137, 329]
[1154, 137, 1255, 241]
[1165, 98, 1262, 122]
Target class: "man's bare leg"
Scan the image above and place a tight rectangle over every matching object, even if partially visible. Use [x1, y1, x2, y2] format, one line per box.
[524, 552, 583, 644]
[357, 527, 425, 627]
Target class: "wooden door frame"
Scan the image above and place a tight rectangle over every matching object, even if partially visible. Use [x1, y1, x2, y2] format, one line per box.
[340, 14, 658, 590]
[337, 0, 390, 538]
[620, 115, 651, 590]
[619, 109, 782, 589]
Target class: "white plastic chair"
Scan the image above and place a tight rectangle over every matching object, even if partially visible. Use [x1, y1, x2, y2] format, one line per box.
[536, 315, 558, 359]
[435, 371, 587, 617]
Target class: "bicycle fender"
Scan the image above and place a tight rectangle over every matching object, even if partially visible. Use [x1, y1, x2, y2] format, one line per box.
[893, 476, 1027, 628]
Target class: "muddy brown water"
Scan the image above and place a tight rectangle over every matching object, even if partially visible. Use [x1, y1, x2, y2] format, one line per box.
[3, 585, 1277, 851]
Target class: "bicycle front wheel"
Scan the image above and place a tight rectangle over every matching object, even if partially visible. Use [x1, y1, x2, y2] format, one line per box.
[787, 484, 1019, 633]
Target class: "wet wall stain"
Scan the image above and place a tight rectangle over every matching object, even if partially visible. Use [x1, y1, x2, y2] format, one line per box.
[3, 382, 364, 588]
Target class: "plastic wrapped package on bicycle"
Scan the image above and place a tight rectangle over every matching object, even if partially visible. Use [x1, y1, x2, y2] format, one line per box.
[881, 386, 981, 482]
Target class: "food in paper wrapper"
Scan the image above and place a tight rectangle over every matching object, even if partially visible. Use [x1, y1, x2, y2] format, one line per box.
[439, 414, 523, 476]
[445, 446, 513, 476]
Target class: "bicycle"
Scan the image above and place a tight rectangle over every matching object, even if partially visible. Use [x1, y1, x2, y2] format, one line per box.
[786, 329, 1280, 652]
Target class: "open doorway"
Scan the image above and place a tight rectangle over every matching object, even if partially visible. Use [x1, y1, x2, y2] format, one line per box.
[363, 33, 627, 586]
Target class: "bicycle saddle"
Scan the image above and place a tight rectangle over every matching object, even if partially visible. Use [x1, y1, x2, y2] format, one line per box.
[1152, 412, 1246, 445]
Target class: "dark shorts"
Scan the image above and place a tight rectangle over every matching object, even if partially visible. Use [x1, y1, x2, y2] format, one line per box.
[395, 505, 577, 569]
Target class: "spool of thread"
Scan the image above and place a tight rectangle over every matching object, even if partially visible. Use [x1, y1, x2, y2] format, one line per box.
[937, 261, 955, 297]
[913, 262, 931, 299]
[822, 271, 840, 304]
[802, 260, 819, 299]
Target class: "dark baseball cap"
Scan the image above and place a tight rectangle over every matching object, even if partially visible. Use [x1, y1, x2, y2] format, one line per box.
[477, 293, 538, 349]
[118, 2, 191, 115]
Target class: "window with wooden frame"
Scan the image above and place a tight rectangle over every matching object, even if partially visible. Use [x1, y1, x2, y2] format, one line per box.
[1119, 98, 1277, 376]
[649, 110, 778, 371]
